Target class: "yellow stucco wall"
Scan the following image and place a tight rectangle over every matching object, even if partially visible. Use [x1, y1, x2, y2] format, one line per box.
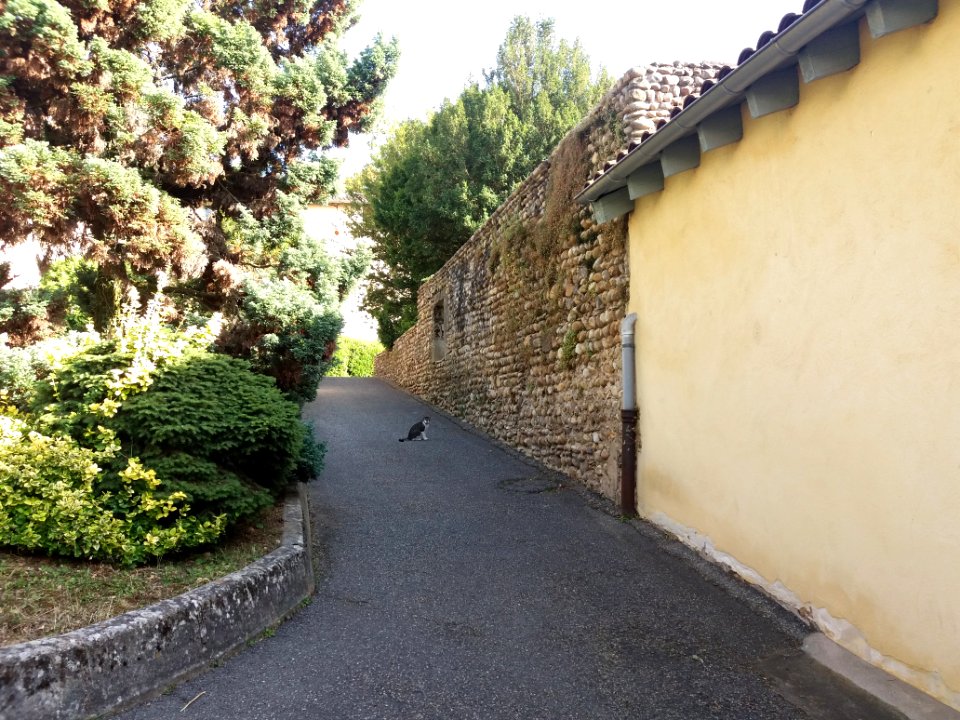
[628, 8, 960, 708]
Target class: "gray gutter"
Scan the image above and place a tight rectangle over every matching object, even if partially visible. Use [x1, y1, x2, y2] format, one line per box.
[577, 0, 870, 204]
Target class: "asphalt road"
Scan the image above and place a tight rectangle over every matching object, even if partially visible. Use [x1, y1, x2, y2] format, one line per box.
[116, 378, 903, 720]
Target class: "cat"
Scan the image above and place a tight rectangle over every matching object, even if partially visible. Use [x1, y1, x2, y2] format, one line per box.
[399, 416, 430, 442]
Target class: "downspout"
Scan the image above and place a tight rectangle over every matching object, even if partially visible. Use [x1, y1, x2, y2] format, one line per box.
[620, 313, 638, 516]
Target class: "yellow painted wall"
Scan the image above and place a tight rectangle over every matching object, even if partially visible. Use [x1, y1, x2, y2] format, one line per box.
[628, 8, 960, 708]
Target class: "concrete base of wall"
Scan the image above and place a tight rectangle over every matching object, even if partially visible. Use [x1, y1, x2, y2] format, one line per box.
[0, 484, 315, 720]
[804, 634, 960, 720]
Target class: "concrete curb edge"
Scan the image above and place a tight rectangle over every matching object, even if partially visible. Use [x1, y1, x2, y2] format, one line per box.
[803, 634, 960, 720]
[0, 484, 314, 720]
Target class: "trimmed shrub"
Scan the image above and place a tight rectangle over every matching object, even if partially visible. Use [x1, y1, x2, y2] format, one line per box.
[3, 291, 325, 564]
[326, 336, 383, 377]
[32, 343, 322, 530]
[114, 353, 320, 515]
[0, 414, 225, 565]
[220, 277, 342, 403]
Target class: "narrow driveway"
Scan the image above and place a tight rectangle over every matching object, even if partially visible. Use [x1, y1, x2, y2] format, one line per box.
[118, 378, 899, 720]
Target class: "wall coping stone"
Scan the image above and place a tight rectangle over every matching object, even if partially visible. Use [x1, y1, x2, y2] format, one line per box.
[0, 484, 315, 720]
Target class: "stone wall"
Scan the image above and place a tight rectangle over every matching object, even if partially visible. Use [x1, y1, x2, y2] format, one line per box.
[375, 63, 721, 499]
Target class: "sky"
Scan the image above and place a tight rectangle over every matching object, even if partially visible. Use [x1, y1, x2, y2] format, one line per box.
[330, 0, 805, 178]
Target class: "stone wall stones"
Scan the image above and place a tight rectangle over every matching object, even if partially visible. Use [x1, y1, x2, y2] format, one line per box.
[586, 62, 725, 176]
[375, 63, 720, 499]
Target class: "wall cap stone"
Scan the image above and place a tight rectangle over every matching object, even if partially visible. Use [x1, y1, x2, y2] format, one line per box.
[0, 484, 315, 720]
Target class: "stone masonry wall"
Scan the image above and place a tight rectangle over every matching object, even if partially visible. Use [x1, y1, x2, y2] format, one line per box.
[375, 63, 721, 498]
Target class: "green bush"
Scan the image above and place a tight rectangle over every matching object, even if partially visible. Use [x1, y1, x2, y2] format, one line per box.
[220, 277, 342, 403]
[114, 353, 321, 509]
[2, 290, 325, 564]
[31, 340, 322, 530]
[0, 414, 225, 565]
[326, 336, 383, 377]
[0, 341, 43, 409]
[0, 287, 49, 344]
[0, 257, 104, 344]
[37, 256, 99, 330]
[0, 330, 99, 411]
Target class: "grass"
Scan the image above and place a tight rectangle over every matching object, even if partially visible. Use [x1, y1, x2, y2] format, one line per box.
[0, 504, 285, 647]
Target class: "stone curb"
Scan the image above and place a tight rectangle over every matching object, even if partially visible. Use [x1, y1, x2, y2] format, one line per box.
[0, 484, 314, 720]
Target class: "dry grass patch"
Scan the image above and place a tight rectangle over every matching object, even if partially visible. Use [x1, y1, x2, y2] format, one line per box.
[0, 504, 285, 647]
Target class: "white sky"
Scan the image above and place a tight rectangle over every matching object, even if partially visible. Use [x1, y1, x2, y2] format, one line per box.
[331, 0, 804, 178]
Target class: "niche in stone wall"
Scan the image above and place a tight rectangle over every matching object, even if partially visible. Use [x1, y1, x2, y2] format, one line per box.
[431, 298, 447, 361]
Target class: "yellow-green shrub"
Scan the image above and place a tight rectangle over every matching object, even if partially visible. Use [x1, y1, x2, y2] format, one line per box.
[325, 336, 383, 377]
[0, 415, 225, 565]
[0, 288, 323, 565]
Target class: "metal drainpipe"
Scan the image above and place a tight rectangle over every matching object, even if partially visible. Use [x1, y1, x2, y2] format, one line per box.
[620, 313, 638, 516]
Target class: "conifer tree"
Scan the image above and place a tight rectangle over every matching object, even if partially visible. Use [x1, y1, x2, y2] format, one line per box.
[0, 0, 397, 397]
[0, 0, 396, 305]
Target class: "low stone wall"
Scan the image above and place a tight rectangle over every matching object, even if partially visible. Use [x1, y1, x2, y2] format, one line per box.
[376, 64, 721, 498]
[0, 485, 314, 720]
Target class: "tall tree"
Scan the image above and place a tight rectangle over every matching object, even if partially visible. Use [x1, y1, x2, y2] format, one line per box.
[350, 15, 610, 347]
[0, 0, 398, 396]
[487, 16, 608, 170]
[0, 0, 397, 276]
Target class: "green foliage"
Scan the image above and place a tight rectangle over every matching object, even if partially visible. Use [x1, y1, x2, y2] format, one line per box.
[486, 17, 611, 168]
[0, 0, 397, 334]
[0, 414, 225, 566]
[114, 353, 313, 512]
[37, 256, 98, 331]
[185, 10, 278, 99]
[1, 293, 322, 564]
[0, 341, 44, 408]
[560, 327, 577, 368]
[296, 425, 326, 481]
[0, 0, 390, 561]
[352, 15, 608, 347]
[0, 142, 205, 276]
[0, 329, 100, 410]
[0, 287, 49, 344]
[326, 336, 383, 377]
[277, 232, 340, 307]
[334, 244, 371, 302]
[221, 277, 343, 402]
[282, 156, 339, 205]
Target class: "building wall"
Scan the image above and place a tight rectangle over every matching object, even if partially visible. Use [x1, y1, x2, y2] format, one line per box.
[627, 10, 960, 708]
[302, 201, 379, 343]
[0, 239, 42, 289]
[376, 64, 721, 496]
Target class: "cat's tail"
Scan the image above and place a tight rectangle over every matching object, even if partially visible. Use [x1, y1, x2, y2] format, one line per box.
[398, 438, 406, 442]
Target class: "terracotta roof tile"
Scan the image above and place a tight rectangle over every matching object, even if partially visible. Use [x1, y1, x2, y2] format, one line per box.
[779, 13, 801, 32]
[585, 3, 833, 195]
[756, 30, 777, 49]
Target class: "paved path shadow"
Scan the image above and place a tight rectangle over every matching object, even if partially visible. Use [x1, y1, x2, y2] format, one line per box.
[117, 378, 904, 720]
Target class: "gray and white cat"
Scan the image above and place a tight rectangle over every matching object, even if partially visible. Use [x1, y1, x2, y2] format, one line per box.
[399, 416, 430, 442]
